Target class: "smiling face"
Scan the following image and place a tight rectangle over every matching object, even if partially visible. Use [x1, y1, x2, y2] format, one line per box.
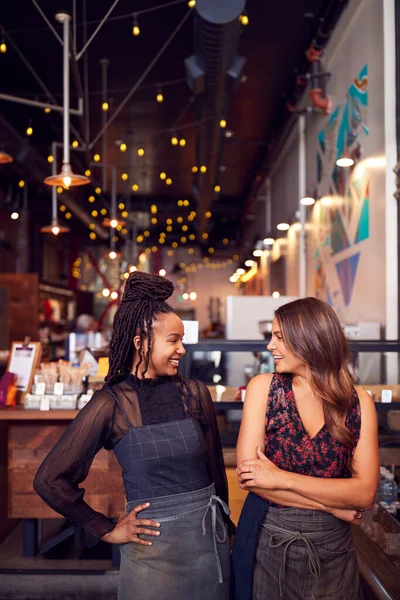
[267, 317, 306, 376]
[133, 311, 186, 378]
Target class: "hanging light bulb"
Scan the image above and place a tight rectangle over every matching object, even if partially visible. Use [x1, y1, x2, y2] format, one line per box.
[156, 87, 164, 103]
[109, 251, 117, 260]
[219, 119, 227, 128]
[121, 172, 128, 181]
[0, 150, 13, 164]
[119, 142, 127, 152]
[102, 288, 111, 297]
[214, 185, 221, 193]
[85, 169, 91, 177]
[137, 147, 145, 156]
[0, 40, 7, 53]
[110, 218, 118, 228]
[192, 166, 198, 173]
[93, 153, 101, 162]
[132, 14, 140, 36]
[71, 140, 79, 148]
[166, 178, 172, 185]
[200, 165, 207, 173]
[188, 0, 196, 7]
[160, 172, 167, 180]
[171, 135, 178, 146]
[179, 138, 186, 147]
[47, 155, 54, 164]
[18, 180, 25, 188]
[132, 183, 139, 192]
[240, 13, 249, 26]
[44, 107, 51, 114]
[26, 126, 33, 136]
[102, 101, 109, 112]
[11, 212, 19, 220]
[110, 291, 118, 300]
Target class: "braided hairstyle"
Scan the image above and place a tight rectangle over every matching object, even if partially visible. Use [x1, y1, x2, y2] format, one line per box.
[105, 271, 174, 384]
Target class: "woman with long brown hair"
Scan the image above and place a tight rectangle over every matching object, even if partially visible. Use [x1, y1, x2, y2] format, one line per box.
[235, 297, 379, 599]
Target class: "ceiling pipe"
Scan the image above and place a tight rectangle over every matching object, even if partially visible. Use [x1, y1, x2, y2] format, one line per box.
[185, 0, 246, 232]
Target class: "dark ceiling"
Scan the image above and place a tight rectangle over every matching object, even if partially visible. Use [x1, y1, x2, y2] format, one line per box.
[0, 0, 342, 254]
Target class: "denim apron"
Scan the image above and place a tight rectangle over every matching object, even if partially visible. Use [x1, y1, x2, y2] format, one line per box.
[107, 387, 230, 599]
[253, 507, 361, 600]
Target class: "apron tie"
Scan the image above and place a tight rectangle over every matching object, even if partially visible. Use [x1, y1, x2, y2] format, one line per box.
[201, 495, 230, 584]
[264, 523, 321, 596]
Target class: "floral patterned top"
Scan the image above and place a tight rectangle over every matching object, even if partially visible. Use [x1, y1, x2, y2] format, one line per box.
[265, 373, 361, 481]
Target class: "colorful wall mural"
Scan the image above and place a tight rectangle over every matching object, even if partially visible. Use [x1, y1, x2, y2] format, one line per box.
[314, 65, 370, 314]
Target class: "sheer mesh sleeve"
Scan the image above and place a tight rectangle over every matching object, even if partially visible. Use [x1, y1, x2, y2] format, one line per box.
[33, 390, 116, 549]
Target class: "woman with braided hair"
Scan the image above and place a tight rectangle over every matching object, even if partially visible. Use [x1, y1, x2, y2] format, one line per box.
[34, 271, 232, 599]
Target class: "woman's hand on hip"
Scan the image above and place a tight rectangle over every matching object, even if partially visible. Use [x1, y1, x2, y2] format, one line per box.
[236, 446, 285, 490]
[101, 502, 161, 545]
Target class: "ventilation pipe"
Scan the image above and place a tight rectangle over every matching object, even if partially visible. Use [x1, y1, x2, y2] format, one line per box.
[185, 0, 246, 232]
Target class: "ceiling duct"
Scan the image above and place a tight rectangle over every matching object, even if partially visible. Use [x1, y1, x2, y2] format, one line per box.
[185, 0, 246, 232]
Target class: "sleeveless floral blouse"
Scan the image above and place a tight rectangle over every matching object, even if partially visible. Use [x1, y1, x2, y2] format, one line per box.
[265, 373, 361, 479]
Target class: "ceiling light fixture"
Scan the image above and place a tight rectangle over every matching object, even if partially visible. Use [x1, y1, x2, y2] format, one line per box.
[45, 13, 89, 188]
[277, 222, 290, 231]
[0, 150, 13, 164]
[300, 196, 315, 206]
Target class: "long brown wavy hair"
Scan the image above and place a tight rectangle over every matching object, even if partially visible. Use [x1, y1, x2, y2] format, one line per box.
[275, 297, 356, 469]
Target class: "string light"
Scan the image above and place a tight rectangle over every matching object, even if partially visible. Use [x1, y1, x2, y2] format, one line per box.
[208, 247, 214, 254]
[121, 210, 128, 218]
[26, 126, 33, 136]
[223, 238, 229, 244]
[177, 217, 183, 223]
[102, 288, 111, 297]
[156, 88, 164, 103]
[177, 200, 183, 207]
[121, 172, 128, 181]
[188, 0, 196, 6]
[200, 165, 207, 173]
[214, 185, 221, 193]
[60, 205, 66, 212]
[172, 241, 178, 248]
[119, 142, 127, 152]
[180, 236, 187, 243]
[151, 204, 157, 214]
[102, 101, 109, 112]
[166, 178, 172, 185]
[91, 209, 98, 217]
[189, 234, 195, 241]
[89, 223, 95, 229]
[137, 234, 144, 242]
[11, 212, 19, 220]
[202, 232, 208, 240]
[95, 186, 101, 194]
[57, 186, 63, 193]
[152, 246, 158, 252]
[100, 208, 107, 216]
[0, 40, 7, 53]
[18, 180, 25, 188]
[119, 202, 125, 209]
[44, 107, 51, 114]
[137, 147, 145, 156]
[94, 153, 101, 162]
[132, 14, 140, 36]
[160, 172, 166, 180]
[110, 291, 118, 300]
[65, 212, 72, 219]
[171, 135, 178, 146]
[89, 195, 95, 203]
[182, 225, 188, 232]
[183, 199, 189, 206]
[192, 166, 198, 173]
[151, 217, 158, 224]
[205, 211, 212, 218]
[144, 230, 150, 237]
[220, 119, 227, 128]
[166, 218, 172, 224]
[179, 138, 186, 147]
[89, 232, 97, 240]
[240, 13, 249, 25]
[132, 183, 139, 192]
[47, 155, 54, 163]
[72, 140, 79, 148]
[85, 169, 91, 177]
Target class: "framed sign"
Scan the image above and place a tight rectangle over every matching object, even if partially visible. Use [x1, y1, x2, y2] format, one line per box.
[7, 341, 41, 401]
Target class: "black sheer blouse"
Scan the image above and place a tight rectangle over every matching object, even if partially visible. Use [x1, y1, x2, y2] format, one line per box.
[33, 375, 230, 549]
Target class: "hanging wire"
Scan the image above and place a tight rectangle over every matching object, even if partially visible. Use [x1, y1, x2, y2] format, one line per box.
[6, 0, 189, 35]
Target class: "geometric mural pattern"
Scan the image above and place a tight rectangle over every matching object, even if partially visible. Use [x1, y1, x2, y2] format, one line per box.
[314, 64, 369, 313]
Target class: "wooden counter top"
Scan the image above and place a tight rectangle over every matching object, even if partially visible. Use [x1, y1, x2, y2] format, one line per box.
[0, 407, 79, 420]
